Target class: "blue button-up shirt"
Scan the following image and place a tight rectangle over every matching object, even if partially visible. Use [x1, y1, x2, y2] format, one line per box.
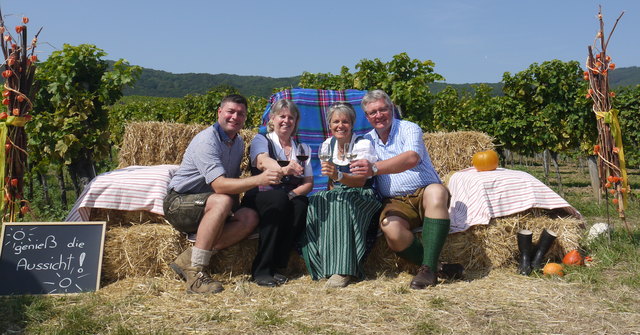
[366, 119, 441, 197]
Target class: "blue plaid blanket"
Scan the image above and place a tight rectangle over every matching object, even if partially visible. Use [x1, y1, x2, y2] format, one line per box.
[260, 88, 399, 193]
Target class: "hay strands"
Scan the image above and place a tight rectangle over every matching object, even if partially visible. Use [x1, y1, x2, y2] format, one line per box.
[585, 6, 632, 234]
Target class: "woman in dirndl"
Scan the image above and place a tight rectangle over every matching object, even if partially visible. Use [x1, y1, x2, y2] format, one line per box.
[301, 102, 381, 288]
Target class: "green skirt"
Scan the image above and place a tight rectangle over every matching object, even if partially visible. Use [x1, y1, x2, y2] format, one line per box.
[301, 184, 382, 280]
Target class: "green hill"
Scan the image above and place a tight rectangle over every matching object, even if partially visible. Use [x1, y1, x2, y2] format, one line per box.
[122, 65, 640, 98]
[122, 66, 300, 98]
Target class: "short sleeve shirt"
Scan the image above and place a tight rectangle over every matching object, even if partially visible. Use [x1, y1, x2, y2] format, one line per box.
[168, 123, 244, 194]
[365, 119, 441, 197]
[249, 132, 313, 177]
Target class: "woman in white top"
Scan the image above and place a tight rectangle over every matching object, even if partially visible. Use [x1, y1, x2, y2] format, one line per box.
[301, 102, 381, 288]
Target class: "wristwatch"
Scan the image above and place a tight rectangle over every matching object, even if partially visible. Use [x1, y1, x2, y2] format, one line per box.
[334, 171, 344, 181]
[287, 191, 297, 200]
[371, 163, 379, 176]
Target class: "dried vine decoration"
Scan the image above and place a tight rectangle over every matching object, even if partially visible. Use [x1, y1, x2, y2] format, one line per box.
[585, 6, 631, 231]
[0, 7, 41, 222]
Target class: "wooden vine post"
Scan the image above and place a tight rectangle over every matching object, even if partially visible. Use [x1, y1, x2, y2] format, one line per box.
[0, 8, 40, 222]
[584, 7, 631, 232]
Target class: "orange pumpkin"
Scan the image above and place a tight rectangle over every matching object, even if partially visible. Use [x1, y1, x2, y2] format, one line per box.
[542, 263, 564, 276]
[472, 150, 499, 171]
[562, 250, 584, 266]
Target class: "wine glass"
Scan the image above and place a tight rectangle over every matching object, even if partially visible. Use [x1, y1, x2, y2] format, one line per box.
[276, 147, 290, 168]
[296, 143, 309, 164]
[318, 142, 331, 176]
[344, 142, 358, 162]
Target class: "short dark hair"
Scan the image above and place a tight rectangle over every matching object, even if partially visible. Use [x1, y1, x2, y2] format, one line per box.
[220, 94, 248, 110]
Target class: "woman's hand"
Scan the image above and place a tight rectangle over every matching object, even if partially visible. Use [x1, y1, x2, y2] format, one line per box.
[320, 161, 337, 179]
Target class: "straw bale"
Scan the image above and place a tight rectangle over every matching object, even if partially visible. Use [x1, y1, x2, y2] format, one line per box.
[102, 223, 188, 283]
[117, 122, 208, 168]
[101, 222, 307, 281]
[101, 209, 581, 281]
[90, 207, 169, 226]
[365, 209, 582, 275]
[424, 131, 495, 177]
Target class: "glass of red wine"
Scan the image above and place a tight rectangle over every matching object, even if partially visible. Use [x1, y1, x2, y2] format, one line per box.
[296, 143, 309, 164]
[277, 146, 290, 167]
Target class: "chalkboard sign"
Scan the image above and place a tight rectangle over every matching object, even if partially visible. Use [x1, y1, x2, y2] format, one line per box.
[0, 222, 106, 295]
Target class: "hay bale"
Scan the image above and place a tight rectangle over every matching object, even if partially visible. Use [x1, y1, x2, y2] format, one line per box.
[90, 208, 168, 226]
[424, 131, 495, 178]
[364, 210, 582, 275]
[102, 224, 305, 281]
[117, 122, 208, 168]
[101, 210, 581, 281]
[102, 223, 188, 283]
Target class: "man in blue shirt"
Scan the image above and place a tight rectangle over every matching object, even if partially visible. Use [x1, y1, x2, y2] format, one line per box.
[164, 94, 283, 294]
[350, 90, 450, 289]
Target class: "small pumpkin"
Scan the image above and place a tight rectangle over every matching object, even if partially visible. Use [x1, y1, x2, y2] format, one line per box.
[472, 150, 499, 171]
[542, 262, 564, 277]
[562, 250, 584, 266]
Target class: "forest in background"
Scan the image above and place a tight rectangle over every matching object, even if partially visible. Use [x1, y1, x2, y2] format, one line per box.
[118, 61, 640, 98]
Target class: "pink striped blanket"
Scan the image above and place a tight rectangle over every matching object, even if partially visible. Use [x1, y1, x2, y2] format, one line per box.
[447, 168, 581, 233]
[65, 165, 179, 221]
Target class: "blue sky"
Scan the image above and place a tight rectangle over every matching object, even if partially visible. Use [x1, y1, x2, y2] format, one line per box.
[2, 0, 638, 83]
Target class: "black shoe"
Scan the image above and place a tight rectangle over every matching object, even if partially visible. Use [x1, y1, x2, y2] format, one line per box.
[438, 263, 464, 280]
[273, 273, 288, 285]
[253, 275, 278, 287]
[410, 265, 437, 289]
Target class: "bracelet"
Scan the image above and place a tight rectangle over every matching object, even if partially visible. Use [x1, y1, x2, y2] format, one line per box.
[287, 191, 297, 200]
[333, 171, 344, 182]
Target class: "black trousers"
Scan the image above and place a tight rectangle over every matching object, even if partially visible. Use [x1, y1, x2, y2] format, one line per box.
[242, 189, 308, 277]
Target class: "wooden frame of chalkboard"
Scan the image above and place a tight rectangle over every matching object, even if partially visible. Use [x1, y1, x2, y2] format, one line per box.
[0, 221, 106, 295]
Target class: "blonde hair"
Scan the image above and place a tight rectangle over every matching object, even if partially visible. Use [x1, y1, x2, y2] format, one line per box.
[267, 99, 300, 135]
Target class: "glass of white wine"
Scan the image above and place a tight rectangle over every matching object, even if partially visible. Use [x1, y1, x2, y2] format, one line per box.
[344, 142, 358, 162]
[318, 142, 331, 176]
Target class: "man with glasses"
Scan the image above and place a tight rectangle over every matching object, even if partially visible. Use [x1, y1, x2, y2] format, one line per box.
[350, 89, 450, 289]
[163, 94, 283, 294]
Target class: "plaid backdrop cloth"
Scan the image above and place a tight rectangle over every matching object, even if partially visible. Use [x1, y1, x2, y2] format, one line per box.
[260, 88, 401, 193]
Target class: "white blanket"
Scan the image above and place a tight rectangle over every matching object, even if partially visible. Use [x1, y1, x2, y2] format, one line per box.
[65, 165, 179, 221]
[447, 168, 581, 233]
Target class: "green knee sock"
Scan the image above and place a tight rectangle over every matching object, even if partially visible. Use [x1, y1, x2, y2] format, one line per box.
[421, 217, 451, 269]
[396, 236, 423, 266]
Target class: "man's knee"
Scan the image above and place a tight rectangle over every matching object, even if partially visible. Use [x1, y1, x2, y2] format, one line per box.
[380, 216, 410, 233]
[205, 193, 234, 215]
[423, 184, 449, 209]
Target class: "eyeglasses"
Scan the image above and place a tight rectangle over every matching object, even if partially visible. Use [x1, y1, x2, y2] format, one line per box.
[365, 107, 390, 117]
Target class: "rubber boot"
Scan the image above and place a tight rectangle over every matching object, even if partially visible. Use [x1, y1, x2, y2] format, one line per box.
[516, 230, 533, 275]
[531, 229, 557, 271]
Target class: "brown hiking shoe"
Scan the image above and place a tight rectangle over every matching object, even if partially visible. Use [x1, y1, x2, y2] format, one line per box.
[410, 265, 437, 289]
[169, 247, 192, 281]
[184, 266, 223, 294]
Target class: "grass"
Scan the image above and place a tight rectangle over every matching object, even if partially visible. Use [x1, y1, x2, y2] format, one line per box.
[1, 163, 638, 334]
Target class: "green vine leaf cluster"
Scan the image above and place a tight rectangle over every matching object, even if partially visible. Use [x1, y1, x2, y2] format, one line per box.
[28, 44, 140, 177]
